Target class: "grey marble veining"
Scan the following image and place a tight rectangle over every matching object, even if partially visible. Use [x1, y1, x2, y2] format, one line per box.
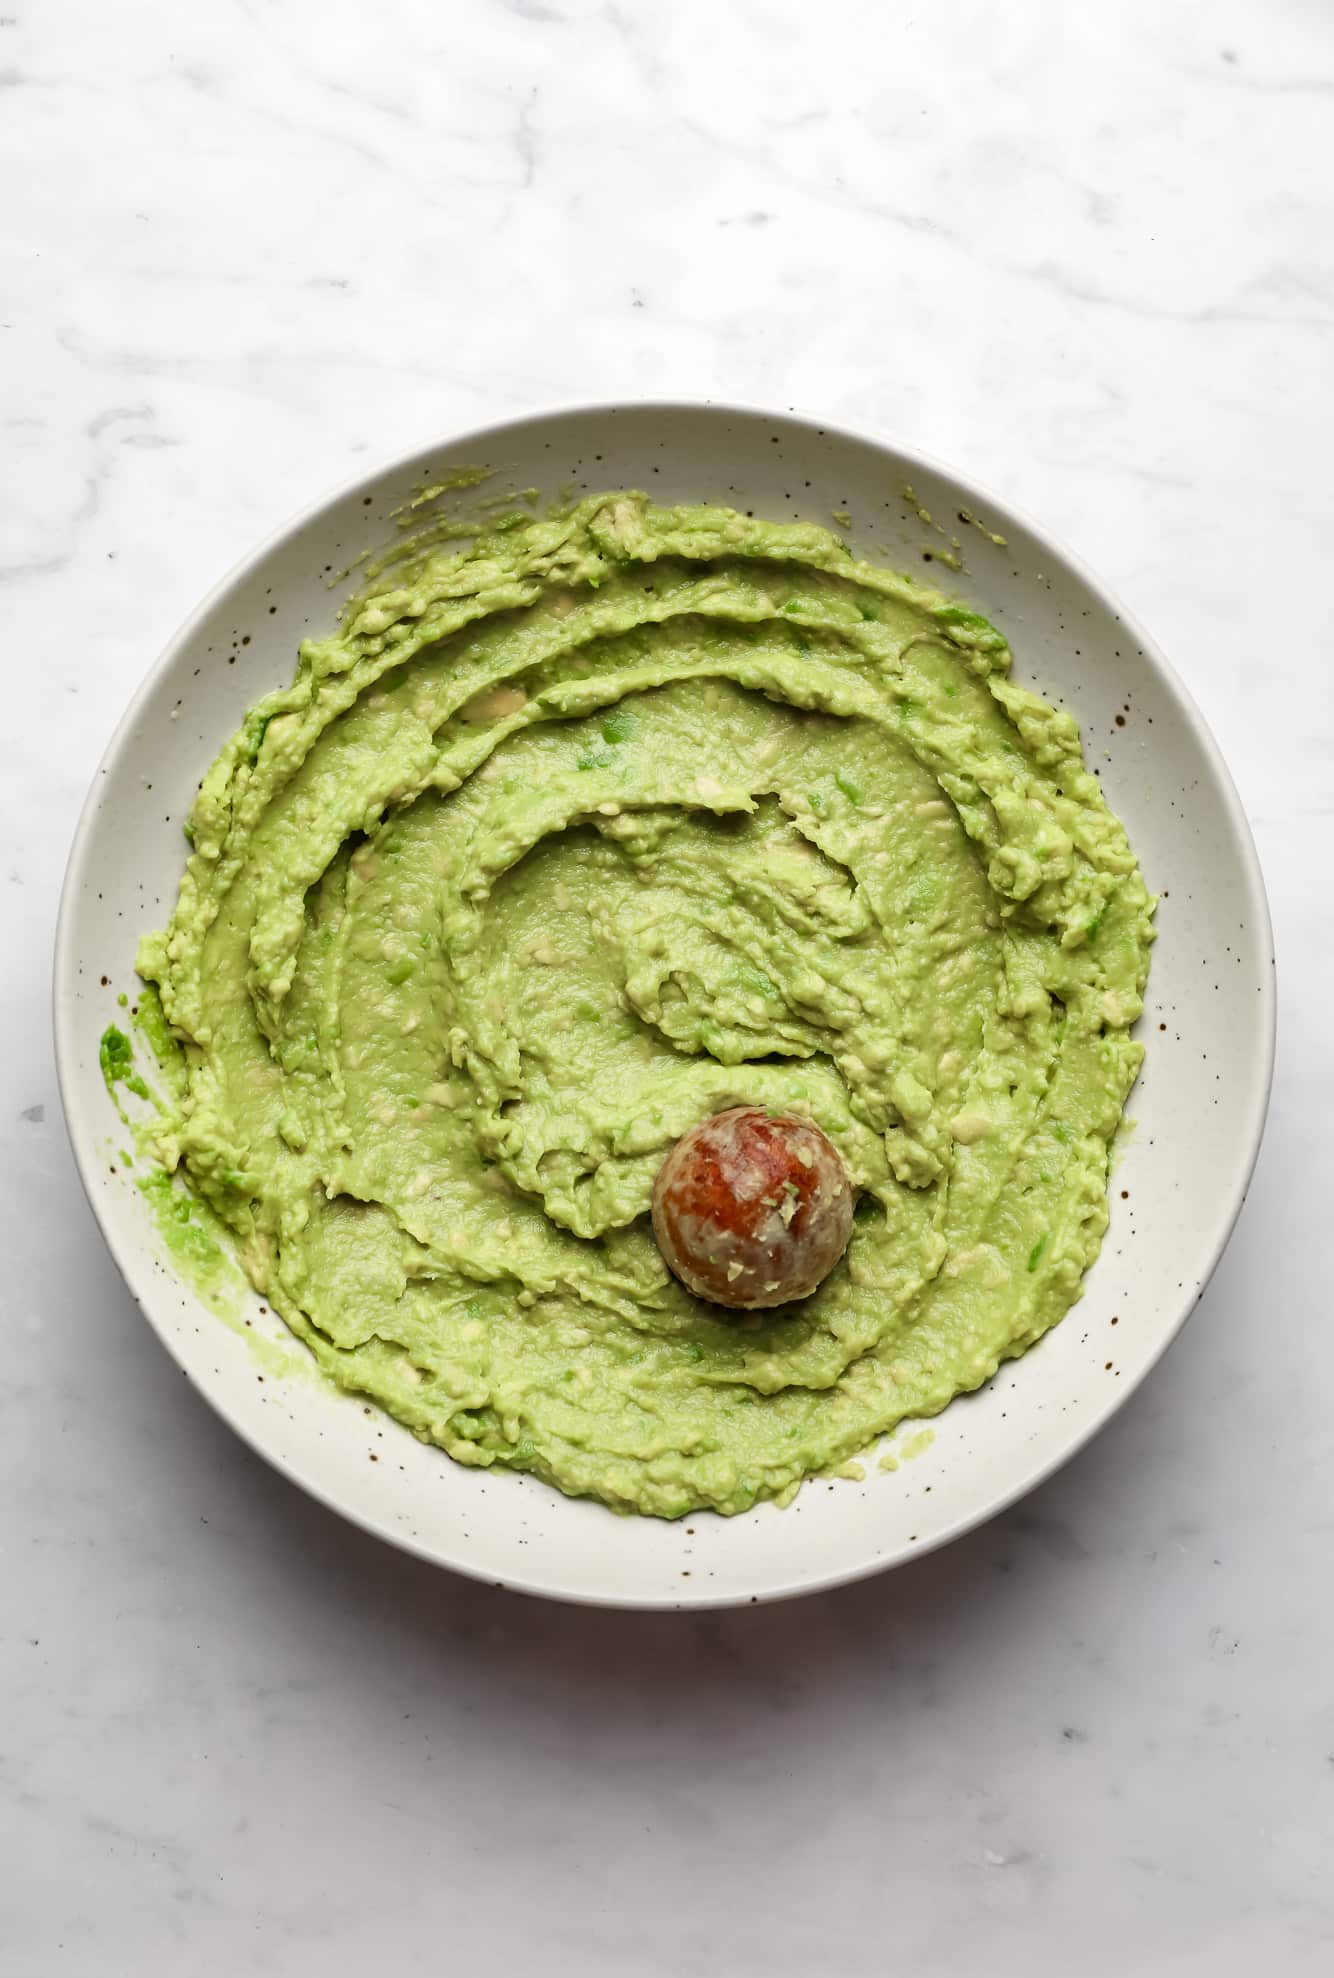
[3, 1, 1332, 1971]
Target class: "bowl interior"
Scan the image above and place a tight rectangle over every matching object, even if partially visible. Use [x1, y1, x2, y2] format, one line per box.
[55, 404, 1274, 1607]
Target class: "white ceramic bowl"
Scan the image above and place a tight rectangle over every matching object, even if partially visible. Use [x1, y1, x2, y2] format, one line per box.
[55, 403, 1275, 1608]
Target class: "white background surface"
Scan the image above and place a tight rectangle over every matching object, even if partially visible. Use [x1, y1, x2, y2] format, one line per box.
[3, 2, 1331, 1971]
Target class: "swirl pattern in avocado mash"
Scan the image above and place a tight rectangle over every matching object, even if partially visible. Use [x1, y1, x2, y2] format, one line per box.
[140, 494, 1153, 1518]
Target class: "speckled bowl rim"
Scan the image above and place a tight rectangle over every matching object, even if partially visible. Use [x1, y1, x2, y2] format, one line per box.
[53, 400, 1277, 1608]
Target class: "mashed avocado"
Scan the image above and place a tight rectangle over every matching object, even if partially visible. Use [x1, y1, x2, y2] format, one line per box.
[138, 494, 1153, 1518]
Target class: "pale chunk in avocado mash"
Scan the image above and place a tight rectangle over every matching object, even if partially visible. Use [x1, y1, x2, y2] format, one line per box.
[138, 493, 1153, 1518]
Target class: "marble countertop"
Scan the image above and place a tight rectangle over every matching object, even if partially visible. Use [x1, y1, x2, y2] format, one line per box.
[4, 2, 1333, 1970]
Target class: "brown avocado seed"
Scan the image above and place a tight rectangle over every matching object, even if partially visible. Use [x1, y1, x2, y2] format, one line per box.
[650, 1105, 855, 1311]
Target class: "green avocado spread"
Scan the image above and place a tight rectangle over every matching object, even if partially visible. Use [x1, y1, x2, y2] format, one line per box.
[137, 493, 1153, 1518]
